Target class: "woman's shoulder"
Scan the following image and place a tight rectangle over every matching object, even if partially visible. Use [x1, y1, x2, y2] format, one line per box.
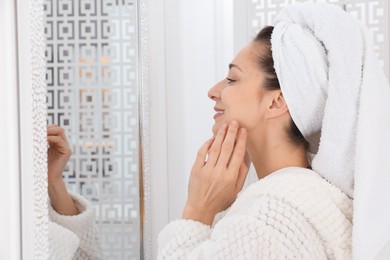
[227, 167, 352, 222]
[252, 166, 346, 194]
[212, 167, 353, 256]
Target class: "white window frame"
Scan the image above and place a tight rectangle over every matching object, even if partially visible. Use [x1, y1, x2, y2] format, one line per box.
[0, 0, 22, 257]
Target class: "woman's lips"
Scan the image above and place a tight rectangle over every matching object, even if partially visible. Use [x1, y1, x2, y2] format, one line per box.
[213, 108, 224, 119]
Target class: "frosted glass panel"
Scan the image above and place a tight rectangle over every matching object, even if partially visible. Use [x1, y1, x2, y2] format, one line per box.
[44, 0, 141, 258]
[244, 0, 390, 79]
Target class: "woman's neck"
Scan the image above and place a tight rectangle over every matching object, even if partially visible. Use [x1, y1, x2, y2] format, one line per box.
[246, 131, 309, 179]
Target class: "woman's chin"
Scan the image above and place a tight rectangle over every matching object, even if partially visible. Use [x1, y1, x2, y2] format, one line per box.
[212, 120, 225, 135]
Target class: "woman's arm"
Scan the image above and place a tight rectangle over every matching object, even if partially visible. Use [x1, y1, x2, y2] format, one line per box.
[48, 179, 79, 216]
[47, 125, 79, 215]
[49, 192, 102, 260]
[47, 125, 102, 259]
[158, 202, 327, 260]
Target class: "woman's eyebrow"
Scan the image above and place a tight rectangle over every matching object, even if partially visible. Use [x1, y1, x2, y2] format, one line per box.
[229, 63, 243, 72]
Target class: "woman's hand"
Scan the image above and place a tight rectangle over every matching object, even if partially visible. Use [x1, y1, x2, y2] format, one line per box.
[182, 121, 250, 225]
[47, 125, 72, 185]
[47, 125, 79, 215]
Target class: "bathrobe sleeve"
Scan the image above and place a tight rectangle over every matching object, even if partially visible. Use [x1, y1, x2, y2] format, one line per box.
[157, 205, 327, 260]
[49, 192, 102, 260]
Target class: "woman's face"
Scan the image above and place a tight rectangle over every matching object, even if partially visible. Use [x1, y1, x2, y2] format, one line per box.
[208, 42, 271, 135]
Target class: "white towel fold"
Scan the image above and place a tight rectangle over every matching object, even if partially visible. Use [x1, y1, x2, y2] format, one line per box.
[270, 3, 390, 260]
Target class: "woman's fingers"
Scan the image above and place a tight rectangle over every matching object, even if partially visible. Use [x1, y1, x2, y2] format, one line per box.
[48, 135, 71, 155]
[193, 137, 215, 169]
[228, 127, 247, 173]
[48, 135, 67, 147]
[206, 123, 228, 166]
[47, 126, 69, 153]
[47, 125, 68, 141]
[217, 121, 239, 166]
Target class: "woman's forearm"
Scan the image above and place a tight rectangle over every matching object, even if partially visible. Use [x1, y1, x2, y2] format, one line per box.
[48, 180, 79, 216]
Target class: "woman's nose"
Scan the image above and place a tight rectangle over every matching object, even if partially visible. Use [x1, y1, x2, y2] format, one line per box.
[208, 79, 225, 101]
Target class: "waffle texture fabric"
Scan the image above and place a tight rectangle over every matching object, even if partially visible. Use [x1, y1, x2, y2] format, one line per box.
[49, 192, 102, 260]
[158, 167, 352, 259]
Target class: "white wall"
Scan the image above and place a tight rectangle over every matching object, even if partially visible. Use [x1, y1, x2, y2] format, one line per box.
[164, 0, 234, 222]
[148, 0, 169, 258]
[149, 0, 248, 256]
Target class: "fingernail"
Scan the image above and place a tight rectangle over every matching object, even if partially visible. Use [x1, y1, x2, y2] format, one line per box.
[230, 121, 238, 128]
[240, 128, 246, 135]
[220, 124, 227, 131]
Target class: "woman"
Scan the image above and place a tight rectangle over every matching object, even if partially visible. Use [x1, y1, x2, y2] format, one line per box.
[158, 3, 390, 260]
[47, 125, 102, 259]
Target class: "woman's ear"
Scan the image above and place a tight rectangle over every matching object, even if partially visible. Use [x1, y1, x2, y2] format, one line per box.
[265, 91, 289, 119]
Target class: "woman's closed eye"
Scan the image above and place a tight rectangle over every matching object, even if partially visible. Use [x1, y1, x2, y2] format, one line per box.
[226, 77, 236, 84]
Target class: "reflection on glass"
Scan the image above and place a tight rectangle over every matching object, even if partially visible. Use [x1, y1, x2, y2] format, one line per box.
[44, 0, 141, 258]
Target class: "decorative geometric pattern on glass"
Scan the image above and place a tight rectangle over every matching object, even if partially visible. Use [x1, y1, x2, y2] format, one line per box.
[247, 0, 390, 79]
[44, 0, 140, 258]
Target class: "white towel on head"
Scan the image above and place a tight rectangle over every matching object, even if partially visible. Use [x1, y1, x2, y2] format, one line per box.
[270, 3, 390, 260]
